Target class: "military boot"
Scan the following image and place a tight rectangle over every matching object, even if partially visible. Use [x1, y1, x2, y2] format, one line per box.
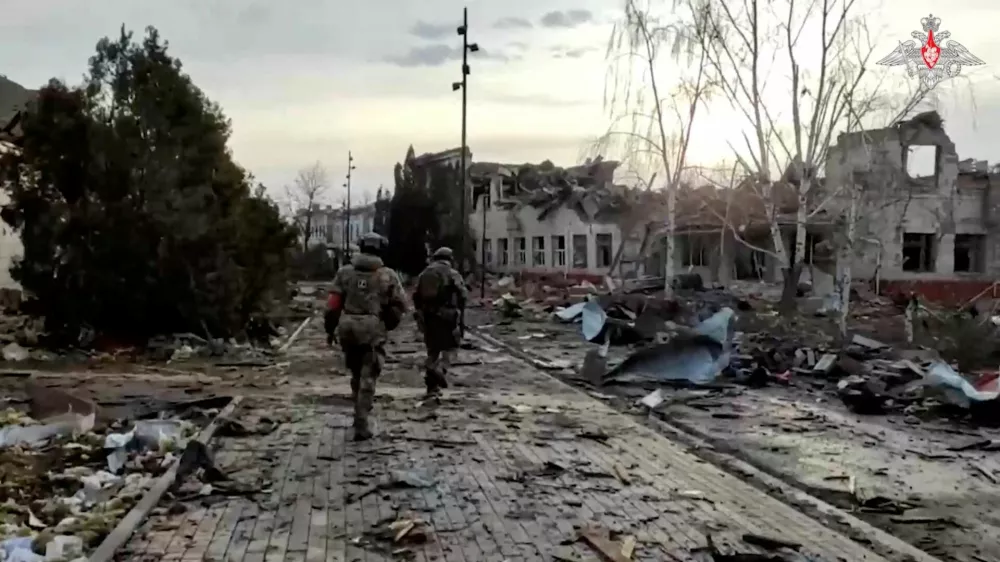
[424, 370, 443, 398]
[353, 415, 373, 441]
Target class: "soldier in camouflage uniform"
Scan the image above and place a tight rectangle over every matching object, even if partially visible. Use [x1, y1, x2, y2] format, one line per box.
[413, 247, 468, 397]
[325, 233, 408, 441]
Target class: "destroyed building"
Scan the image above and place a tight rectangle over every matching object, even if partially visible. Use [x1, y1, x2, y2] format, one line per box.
[608, 177, 834, 291]
[608, 112, 996, 303]
[0, 83, 28, 291]
[826, 111, 999, 303]
[468, 157, 631, 279]
[300, 203, 377, 257]
[465, 154, 830, 287]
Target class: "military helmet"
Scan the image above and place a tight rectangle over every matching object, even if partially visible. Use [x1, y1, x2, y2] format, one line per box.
[358, 232, 388, 255]
[432, 246, 454, 261]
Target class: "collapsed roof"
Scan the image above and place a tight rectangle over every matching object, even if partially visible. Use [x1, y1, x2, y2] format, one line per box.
[470, 156, 631, 223]
[0, 76, 33, 131]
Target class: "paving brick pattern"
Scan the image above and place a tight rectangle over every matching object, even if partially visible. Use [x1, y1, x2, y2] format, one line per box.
[120, 320, 889, 562]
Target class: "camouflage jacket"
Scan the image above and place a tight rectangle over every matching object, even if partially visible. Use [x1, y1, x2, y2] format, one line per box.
[414, 259, 467, 315]
[331, 253, 408, 332]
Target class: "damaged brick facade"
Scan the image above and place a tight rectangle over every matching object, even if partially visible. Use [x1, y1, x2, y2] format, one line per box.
[827, 111, 999, 304]
[468, 157, 627, 280]
[0, 138, 23, 290]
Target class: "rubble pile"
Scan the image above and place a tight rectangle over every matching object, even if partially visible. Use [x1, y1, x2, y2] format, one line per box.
[146, 332, 279, 364]
[0, 387, 231, 562]
[477, 272, 999, 428]
[0, 315, 307, 368]
[0, 282, 314, 367]
[544, 284, 1000, 427]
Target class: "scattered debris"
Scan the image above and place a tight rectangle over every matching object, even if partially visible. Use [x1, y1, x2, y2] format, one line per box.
[345, 469, 435, 503]
[0, 383, 236, 560]
[578, 524, 633, 562]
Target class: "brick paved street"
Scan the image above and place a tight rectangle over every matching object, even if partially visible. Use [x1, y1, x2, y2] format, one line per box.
[119, 318, 894, 562]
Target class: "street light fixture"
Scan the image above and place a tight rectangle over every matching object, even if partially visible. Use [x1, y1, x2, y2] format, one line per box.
[343, 152, 356, 259]
[454, 7, 485, 305]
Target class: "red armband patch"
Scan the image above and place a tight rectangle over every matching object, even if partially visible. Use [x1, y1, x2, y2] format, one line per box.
[327, 293, 342, 311]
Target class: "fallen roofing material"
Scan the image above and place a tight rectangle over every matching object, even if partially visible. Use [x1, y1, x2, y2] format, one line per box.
[470, 156, 633, 223]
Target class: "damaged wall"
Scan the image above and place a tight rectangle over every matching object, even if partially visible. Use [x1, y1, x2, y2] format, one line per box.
[0, 140, 22, 290]
[826, 111, 998, 295]
[468, 159, 626, 278]
[302, 204, 376, 253]
[470, 199, 621, 277]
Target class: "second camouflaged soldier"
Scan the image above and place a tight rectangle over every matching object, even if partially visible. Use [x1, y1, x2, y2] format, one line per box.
[413, 247, 468, 397]
[325, 233, 408, 440]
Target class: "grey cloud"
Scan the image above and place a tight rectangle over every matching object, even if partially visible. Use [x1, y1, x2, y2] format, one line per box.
[384, 45, 460, 67]
[493, 17, 532, 30]
[551, 45, 598, 58]
[410, 21, 456, 40]
[232, 3, 271, 26]
[383, 45, 512, 67]
[540, 10, 593, 28]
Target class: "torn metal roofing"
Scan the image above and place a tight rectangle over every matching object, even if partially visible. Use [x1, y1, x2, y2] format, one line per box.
[470, 156, 630, 223]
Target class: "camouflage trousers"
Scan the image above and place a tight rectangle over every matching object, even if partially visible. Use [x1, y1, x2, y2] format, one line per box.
[424, 347, 455, 393]
[341, 342, 386, 431]
[422, 313, 461, 393]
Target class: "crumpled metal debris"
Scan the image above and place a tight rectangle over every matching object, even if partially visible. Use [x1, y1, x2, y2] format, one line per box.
[0, 411, 96, 449]
[603, 307, 735, 385]
[554, 301, 586, 323]
[924, 361, 999, 407]
[581, 301, 607, 341]
[104, 419, 189, 472]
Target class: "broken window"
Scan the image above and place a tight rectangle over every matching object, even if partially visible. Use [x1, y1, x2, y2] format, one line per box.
[790, 232, 826, 263]
[596, 233, 613, 268]
[803, 233, 817, 263]
[902, 233, 935, 272]
[953, 234, 985, 273]
[482, 191, 491, 210]
[572, 234, 588, 268]
[514, 237, 526, 265]
[552, 235, 566, 267]
[483, 239, 493, 265]
[735, 249, 767, 280]
[678, 235, 708, 267]
[498, 238, 509, 266]
[532, 236, 546, 266]
[903, 145, 940, 186]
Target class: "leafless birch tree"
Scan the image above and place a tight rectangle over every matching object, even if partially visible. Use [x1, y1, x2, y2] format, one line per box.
[693, 0, 938, 312]
[285, 162, 331, 252]
[598, 0, 713, 297]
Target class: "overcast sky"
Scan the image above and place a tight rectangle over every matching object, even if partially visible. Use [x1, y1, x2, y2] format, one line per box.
[1, 0, 996, 205]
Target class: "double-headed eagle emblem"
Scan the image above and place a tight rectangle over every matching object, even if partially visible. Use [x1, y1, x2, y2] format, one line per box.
[877, 14, 985, 88]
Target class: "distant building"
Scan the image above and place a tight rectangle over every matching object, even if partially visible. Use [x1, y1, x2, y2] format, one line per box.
[0, 77, 35, 291]
[301, 203, 377, 257]
[0, 140, 21, 290]
[468, 157, 628, 281]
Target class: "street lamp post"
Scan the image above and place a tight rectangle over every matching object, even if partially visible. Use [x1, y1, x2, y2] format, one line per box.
[453, 7, 478, 278]
[343, 151, 356, 259]
[453, 7, 479, 325]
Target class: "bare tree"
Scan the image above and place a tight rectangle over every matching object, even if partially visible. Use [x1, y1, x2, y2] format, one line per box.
[691, 0, 938, 312]
[598, 0, 713, 296]
[285, 162, 331, 252]
[830, 105, 956, 337]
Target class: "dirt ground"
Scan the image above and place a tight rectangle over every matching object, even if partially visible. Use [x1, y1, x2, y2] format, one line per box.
[467, 304, 1000, 562]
